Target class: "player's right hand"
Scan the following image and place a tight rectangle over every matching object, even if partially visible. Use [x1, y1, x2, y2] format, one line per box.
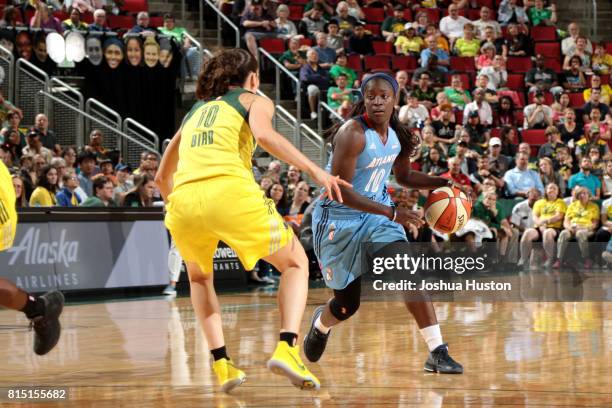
[312, 168, 352, 203]
[394, 207, 425, 228]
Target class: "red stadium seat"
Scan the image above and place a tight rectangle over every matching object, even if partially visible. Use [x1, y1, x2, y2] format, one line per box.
[372, 41, 393, 54]
[365, 24, 381, 36]
[363, 7, 386, 23]
[479, 0, 495, 8]
[531, 26, 557, 42]
[259, 38, 285, 54]
[392, 55, 417, 71]
[535, 42, 560, 59]
[402, 9, 413, 21]
[53, 11, 69, 21]
[291, 0, 308, 4]
[607, 42, 612, 54]
[347, 54, 363, 71]
[506, 57, 532, 73]
[150, 16, 163, 28]
[82, 12, 94, 24]
[543, 58, 562, 72]
[364, 55, 391, 71]
[455, 110, 463, 125]
[528, 91, 554, 105]
[288, 5, 303, 21]
[506, 73, 526, 90]
[121, 0, 148, 13]
[515, 110, 525, 126]
[450, 56, 476, 72]
[299, 38, 312, 47]
[108, 15, 134, 30]
[568, 93, 585, 108]
[415, 8, 440, 24]
[221, 2, 232, 15]
[521, 129, 547, 145]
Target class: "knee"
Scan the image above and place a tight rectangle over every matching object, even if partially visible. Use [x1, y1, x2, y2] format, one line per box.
[187, 263, 212, 284]
[329, 295, 360, 321]
[559, 230, 570, 240]
[307, 85, 320, 97]
[576, 230, 589, 241]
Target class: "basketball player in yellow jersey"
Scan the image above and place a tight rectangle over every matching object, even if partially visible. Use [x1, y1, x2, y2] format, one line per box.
[155, 48, 350, 393]
[0, 161, 65, 355]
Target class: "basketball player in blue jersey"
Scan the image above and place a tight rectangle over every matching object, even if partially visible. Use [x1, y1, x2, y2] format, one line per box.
[304, 73, 464, 374]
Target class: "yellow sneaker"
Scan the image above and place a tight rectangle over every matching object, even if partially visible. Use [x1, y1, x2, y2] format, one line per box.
[267, 341, 320, 390]
[212, 358, 246, 393]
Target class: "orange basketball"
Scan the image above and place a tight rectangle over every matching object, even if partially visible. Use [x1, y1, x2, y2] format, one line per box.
[424, 186, 472, 234]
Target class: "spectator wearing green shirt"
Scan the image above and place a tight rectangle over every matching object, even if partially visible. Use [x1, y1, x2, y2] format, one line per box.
[413, 71, 437, 110]
[472, 189, 516, 263]
[303, 0, 335, 21]
[329, 53, 359, 88]
[158, 13, 200, 80]
[382, 4, 408, 43]
[279, 36, 305, 74]
[444, 74, 472, 109]
[528, 0, 557, 26]
[454, 23, 481, 57]
[326, 74, 354, 119]
[80, 176, 117, 207]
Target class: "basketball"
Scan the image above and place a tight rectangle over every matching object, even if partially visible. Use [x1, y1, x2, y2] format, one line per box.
[424, 186, 472, 234]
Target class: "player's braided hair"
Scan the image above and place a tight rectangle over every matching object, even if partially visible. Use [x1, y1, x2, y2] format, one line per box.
[325, 90, 420, 159]
[196, 48, 259, 101]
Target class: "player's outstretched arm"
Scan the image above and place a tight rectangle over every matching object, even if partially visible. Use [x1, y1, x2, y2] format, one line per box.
[393, 154, 449, 190]
[249, 96, 350, 203]
[155, 129, 181, 203]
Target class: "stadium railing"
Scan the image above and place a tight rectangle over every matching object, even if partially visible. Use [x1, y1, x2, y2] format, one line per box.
[0, 45, 15, 103]
[203, 0, 240, 48]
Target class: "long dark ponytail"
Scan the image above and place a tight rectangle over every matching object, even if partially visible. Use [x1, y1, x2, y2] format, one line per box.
[196, 48, 258, 101]
[324, 98, 420, 159]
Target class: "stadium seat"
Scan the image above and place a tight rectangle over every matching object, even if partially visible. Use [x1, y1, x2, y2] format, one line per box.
[372, 41, 393, 54]
[568, 93, 585, 108]
[347, 54, 363, 71]
[365, 24, 381, 36]
[364, 55, 391, 71]
[535, 42, 560, 59]
[291, 0, 309, 4]
[521, 129, 547, 146]
[531, 26, 557, 42]
[506, 73, 525, 90]
[288, 5, 303, 21]
[543, 58, 562, 72]
[392, 55, 418, 71]
[506, 57, 532, 73]
[515, 110, 525, 126]
[108, 15, 134, 30]
[299, 38, 312, 47]
[607, 42, 612, 54]
[402, 9, 413, 21]
[121, 0, 148, 13]
[450, 56, 476, 72]
[363, 7, 386, 23]
[528, 91, 554, 105]
[480, 0, 495, 8]
[259, 38, 285, 54]
[221, 2, 232, 15]
[416, 8, 440, 24]
[82, 12, 94, 24]
[150, 16, 163, 28]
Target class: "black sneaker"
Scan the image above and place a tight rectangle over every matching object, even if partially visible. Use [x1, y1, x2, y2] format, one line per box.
[424, 344, 463, 374]
[303, 305, 330, 362]
[30, 290, 64, 356]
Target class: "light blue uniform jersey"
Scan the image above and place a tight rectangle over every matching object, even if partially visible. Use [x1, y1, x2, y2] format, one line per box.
[313, 116, 406, 290]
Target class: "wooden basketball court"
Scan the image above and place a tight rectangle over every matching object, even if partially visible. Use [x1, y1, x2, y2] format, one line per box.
[0, 288, 610, 407]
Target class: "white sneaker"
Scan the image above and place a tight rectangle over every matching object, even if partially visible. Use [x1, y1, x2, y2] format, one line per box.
[310, 112, 318, 120]
[163, 285, 177, 296]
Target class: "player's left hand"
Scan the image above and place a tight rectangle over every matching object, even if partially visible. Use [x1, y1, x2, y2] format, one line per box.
[312, 168, 352, 203]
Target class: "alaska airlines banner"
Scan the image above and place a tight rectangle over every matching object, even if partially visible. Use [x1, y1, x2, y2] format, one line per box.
[0, 220, 169, 292]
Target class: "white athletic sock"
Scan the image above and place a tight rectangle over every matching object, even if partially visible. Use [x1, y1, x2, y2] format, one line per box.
[314, 315, 331, 334]
[420, 324, 443, 352]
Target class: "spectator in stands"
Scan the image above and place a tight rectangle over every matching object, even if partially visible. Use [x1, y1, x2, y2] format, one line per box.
[568, 157, 602, 199]
[476, 189, 517, 265]
[425, 24, 451, 53]
[561, 22, 593, 57]
[592, 44, 612, 76]
[56, 172, 82, 207]
[523, 90, 553, 129]
[395, 70, 411, 109]
[61, 147, 77, 170]
[413, 55, 446, 88]
[463, 88, 492, 126]
[11, 173, 27, 208]
[77, 151, 96, 196]
[382, 4, 408, 43]
[494, 96, 517, 127]
[432, 103, 457, 144]
[506, 23, 532, 57]
[480, 26, 507, 58]
[284, 165, 303, 198]
[89, 9, 108, 32]
[0, 6, 22, 28]
[583, 89, 611, 123]
[129, 12, 159, 36]
[562, 37, 591, 73]
[595, 192, 612, 253]
[241, 0, 277, 61]
[159, 13, 201, 80]
[479, 55, 507, 91]
[528, 0, 557, 26]
[1, 112, 25, 148]
[504, 152, 545, 198]
[266, 182, 289, 215]
[583, 109, 611, 143]
[584, 74, 612, 106]
[454, 23, 480, 58]
[313, 32, 336, 69]
[444, 74, 471, 110]
[81, 176, 117, 207]
[556, 186, 599, 268]
[510, 186, 539, 235]
[430, 92, 453, 122]
[395, 23, 424, 56]
[326, 22, 343, 53]
[557, 108, 580, 144]
[275, 4, 298, 40]
[538, 156, 566, 197]
[399, 92, 429, 128]
[300, 49, 329, 120]
[303, 0, 334, 20]
[30, 33, 55, 75]
[62, 7, 88, 31]
[346, 0, 364, 20]
[519, 184, 563, 269]
[413, 71, 436, 110]
[30, 0, 63, 33]
[301, 4, 327, 37]
[497, 0, 529, 27]
[473, 7, 501, 40]
[34, 114, 58, 155]
[327, 73, 354, 119]
[22, 129, 52, 164]
[602, 160, 612, 197]
[331, 1, 358, 36]
[330, 53, 358, 88]
[439, 4, 470, 45]
[470, 154, 503, 192]
[50, 157, 67, 186]
[84, 129, 110, 162]
[413, 11, 430, 36]
[284, 181, 311, 232]
[416, 125, 447, 162]
[280, 36, 306, 81]
[29, 165, 58, 207]
[347, 22, 374, 56]
[422, 146, 448, 176]
[475, 43, 495, 70]
[525, 54, 562, 95]
[464, 111, 488, 151]
[113, 164, 133, 203]
[420, 35, 450, 73]
[538, 126, 565, 160]
[551, 92, 571, 124]
[123, 173, 156, 207]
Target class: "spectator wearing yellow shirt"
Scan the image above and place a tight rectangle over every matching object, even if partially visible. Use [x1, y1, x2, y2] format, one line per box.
[520, 183, 566, 269]
[395, 23, 424, 56]
[592, 43, 612, 76]
[583, 74, 612, 106]
[29, 165, 58, 207]
[555, 187, 600, 268]
[454, 23, 481, 57]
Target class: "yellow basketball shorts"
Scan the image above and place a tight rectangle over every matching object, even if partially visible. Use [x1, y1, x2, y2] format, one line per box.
[165, 176, 294, 273]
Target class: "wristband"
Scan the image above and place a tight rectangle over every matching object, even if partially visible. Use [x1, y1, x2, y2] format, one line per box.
[390, 206, 397, 222]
